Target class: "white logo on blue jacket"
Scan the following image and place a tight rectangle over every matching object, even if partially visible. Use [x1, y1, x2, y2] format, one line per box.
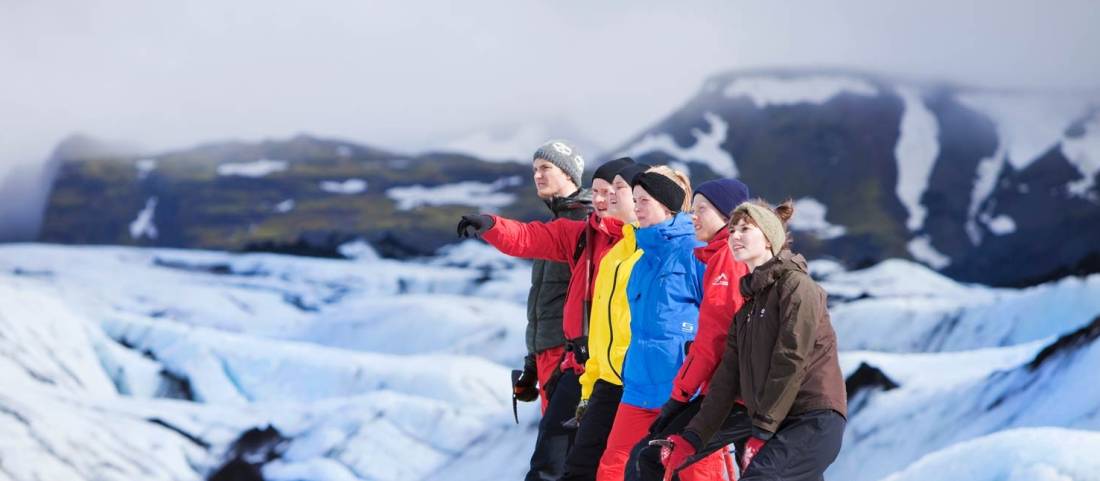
[681, 322, 694, 333]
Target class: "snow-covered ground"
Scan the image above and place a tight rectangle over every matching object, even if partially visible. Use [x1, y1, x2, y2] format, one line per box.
[0, 242, 534, 481]
[0, 243, 1097, 480]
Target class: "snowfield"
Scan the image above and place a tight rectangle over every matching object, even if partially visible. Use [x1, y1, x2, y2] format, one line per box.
[616, 112, 738, 177]
[216, 159, 289, 178]
[0, 242, 1097, 480]
[320, 178, 368, 194]
[386, 177, 521, 211]
[789, 198, 846, 239]
[893, 87, 940, 232]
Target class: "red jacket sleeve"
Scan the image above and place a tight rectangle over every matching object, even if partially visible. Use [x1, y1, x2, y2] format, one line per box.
[480, 215, 586, 266]
[670, 249, 748, 402]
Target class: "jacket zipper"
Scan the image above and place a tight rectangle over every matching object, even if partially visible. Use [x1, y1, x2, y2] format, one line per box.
[532, 261, 542, 349]
[745, 297, 759, 409]
[607, 255, 625, 382]
[532, 205, 571, 351]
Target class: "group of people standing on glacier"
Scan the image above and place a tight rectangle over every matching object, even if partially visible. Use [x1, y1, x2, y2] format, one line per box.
[456, 139, 847, 481]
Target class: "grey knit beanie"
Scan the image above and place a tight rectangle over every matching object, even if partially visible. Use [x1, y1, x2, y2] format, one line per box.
[732, 202, 787, 256]
[533, 140, 585, 188]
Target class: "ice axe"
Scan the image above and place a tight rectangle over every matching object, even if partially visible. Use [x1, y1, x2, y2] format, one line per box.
[511, 369, 522, 424]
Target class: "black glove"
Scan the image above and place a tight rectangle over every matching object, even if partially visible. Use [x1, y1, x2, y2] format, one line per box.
[513, 355, 539, 402]
[565, 336, 590, 365]
[456, 214, 495, 238]
[649, 398, 689, 435]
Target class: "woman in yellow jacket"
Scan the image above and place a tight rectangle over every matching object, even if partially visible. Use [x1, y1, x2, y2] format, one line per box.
[561, 162, 649, 481]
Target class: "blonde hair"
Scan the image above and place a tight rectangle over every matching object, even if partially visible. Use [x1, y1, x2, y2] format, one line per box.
[645, 165, 693, 212]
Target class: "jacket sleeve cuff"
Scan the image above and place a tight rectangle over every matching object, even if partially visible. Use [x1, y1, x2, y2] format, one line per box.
[482, 215, 502, 234]
[752, 413, 780, 433]
[670, 386, 692, 403]
[680, 430, 704, 451]
[579, 379, 593, 400]
[751, 425, 774, 441]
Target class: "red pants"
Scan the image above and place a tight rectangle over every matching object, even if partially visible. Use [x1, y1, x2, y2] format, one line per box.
[598, 403, 732, 481]
[536, 345, 566, 413]
[598, 403, 658, 481]
[679, 450, 731, 481]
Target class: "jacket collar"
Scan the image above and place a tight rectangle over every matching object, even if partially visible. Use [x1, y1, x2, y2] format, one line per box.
[740, 250, 809, 297]
[593, 212, 624, 237]
[695, 228, 729, 263]
[545, 188, 592, 215]
[635, 212, 697, 253]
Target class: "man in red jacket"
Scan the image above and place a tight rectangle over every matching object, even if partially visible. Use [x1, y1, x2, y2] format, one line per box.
[624, 178, 755, 481]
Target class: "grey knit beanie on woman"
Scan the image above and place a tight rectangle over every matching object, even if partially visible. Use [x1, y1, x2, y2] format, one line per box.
[732, 202, 786, 256]
[533, 140, 585, 188]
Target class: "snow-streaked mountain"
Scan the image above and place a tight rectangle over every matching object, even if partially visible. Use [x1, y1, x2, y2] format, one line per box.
[37, 70, 1098, 287]
[38, 134, 551, 259]
[611, 68, 1100, 287]
[1, 243, 1097, 480]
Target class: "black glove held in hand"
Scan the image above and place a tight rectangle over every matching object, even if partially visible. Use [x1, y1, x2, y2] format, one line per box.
[513, 355, 539, 402]
[456, 214, 495, 238]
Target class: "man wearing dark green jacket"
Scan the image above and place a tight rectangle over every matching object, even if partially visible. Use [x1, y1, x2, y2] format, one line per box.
[458, 139, 592, 481]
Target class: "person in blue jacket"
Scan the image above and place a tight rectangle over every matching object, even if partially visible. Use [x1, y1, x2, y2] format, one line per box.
[594, 165, 706, 481]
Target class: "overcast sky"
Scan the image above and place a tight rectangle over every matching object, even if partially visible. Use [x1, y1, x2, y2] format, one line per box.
[1, 0, 1098, 238]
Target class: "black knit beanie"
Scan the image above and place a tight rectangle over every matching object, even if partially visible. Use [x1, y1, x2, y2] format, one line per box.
[593, 157, 635, 183]
[614, 162, 651, 185]
[631, 171, 686, 213]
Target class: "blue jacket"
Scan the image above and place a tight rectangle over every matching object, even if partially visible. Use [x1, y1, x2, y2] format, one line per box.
[621, 213, 706, 408]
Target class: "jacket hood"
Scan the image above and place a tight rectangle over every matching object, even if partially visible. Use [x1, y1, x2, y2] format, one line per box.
[741, 250, 809, 297]
[635, 212, 698, 253]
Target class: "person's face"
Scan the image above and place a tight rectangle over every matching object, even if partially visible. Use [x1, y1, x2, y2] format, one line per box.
[591, 178, 613, 218]
[532, 158, 575, 199]
[691, 194, 727, 242]
[728, 218, 773, 269]
[633, 185, 673, 228]
[609, 175, 637, 223]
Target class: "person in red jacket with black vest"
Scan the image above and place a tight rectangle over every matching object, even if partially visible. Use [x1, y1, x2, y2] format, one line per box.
[625, 178, 755, 481]
[458, 153, 636, 481]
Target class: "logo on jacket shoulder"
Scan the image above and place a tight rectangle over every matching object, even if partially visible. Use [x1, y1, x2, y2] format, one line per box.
[681, 322, 694, 333]
[712, 273, 729, 286]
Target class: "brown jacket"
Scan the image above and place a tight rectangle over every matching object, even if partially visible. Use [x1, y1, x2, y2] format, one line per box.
[686, 250, 847, 442]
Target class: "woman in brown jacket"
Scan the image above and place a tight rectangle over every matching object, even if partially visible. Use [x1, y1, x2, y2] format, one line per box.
[654, 199, 847, 481]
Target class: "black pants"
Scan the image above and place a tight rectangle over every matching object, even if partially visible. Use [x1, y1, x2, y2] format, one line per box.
[739, 410, 845, 481]
[527, 370, 581, 481]
[561, 380, 623, 481]
[628, 399, 753, 481]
